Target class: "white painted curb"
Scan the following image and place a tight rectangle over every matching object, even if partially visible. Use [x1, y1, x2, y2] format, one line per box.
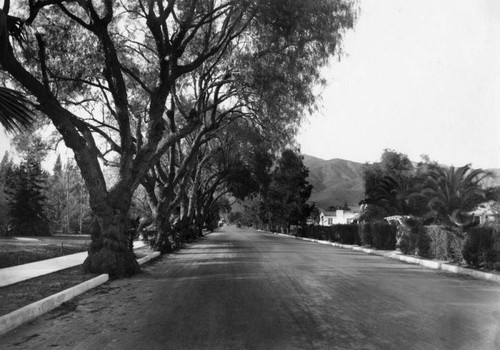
[137, 252, 161, 265]
[269, 232, 500, 284]
[0, 274, 109, 336]
[0, 251, 162, 337]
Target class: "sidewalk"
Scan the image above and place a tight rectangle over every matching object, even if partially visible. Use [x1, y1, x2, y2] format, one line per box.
[0, 241, 146, 288]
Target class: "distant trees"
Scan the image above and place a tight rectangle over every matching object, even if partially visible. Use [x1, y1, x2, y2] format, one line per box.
[361, 149, 494, 226]
[5, 146, 49, 236]
[0, 151, 14, 234]
[0, 145, 91, 237]
[46, 156, 91, 235]
[233, 149, 313, 233]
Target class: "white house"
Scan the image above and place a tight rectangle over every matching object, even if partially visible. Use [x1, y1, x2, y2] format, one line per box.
[469, 201, 500, 225]
[320, 210, 358, 225]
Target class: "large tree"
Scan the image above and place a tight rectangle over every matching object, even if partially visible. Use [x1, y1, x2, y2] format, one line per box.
[266, 149, 313, 233]
[0, 0, 356, 276]
[5, 145, 50, 236]
[425, 164, 491, 226]
[361, 149, 420, 221]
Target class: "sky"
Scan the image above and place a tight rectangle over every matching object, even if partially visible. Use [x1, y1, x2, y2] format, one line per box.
[297, 0, 500, 169]
[1, 0, 499, 169]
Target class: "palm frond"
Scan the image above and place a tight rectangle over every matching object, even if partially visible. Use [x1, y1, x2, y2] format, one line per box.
[0, 87, 34, 132]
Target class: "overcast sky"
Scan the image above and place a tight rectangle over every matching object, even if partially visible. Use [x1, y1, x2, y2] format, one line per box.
[1, 0, 499, 169]
[297, 0, 500, 169]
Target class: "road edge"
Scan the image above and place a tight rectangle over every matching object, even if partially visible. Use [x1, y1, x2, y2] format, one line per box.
[0, 251, 161, 337]
[268, 231, 500, 284]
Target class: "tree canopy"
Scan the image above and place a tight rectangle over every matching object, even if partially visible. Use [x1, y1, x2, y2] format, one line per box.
[0, 0, 357, 276]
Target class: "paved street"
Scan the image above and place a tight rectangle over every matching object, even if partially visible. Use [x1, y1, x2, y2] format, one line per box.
[1, 226, 499, 349]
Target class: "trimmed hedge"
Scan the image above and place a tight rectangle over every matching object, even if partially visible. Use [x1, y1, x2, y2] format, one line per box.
[359, 223, 397, 250]
[300, 222, 500, 270]
[298, 225, 338, 241]
[400, 224, 464, 262]
[300, 223, 396, 249]
[426, 226, 464, 263]
[463, 226, 500, 269]
[336, 224, 360, 245]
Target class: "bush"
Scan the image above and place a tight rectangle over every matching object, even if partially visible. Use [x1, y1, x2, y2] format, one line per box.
[425, 226, 464, 263]
[359, 223, 373, 246]
[335, 224, 360, 245]
[359, 223, 396, 250]
[399, 222, 431, 258]
[463, 225, 500, 269]
[371, 223, 397, 250]
[298, 225, 338, 241]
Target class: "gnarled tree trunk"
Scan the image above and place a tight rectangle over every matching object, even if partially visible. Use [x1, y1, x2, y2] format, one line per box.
[83, 210, 140, 277]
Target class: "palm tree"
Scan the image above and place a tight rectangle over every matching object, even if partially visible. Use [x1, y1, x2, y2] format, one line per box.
[0, 87, 34, 132]
[424, 165, 491, 226]
[0, 6, 33, 132]
[367, 174, 426, 217]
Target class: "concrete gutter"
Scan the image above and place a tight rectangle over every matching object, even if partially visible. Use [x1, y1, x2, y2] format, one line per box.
[0, 251, 161, 337]
[270, 232, 500, 284]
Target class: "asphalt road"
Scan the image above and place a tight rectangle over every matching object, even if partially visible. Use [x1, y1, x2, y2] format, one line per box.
[1, 226, 499, 349]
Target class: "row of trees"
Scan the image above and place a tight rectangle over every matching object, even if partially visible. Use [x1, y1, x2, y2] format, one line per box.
[230, 149, 314, 234]
[0, 0, 357, 276]
[361, 149, 498, 226]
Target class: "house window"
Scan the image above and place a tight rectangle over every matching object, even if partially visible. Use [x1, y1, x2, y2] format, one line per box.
[328, 218, 332, 225]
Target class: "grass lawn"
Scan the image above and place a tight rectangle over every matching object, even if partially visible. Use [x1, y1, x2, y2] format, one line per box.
[0, 245, 155, 318]
[0, 266, 99, 317]
[0, 236, 90, 269]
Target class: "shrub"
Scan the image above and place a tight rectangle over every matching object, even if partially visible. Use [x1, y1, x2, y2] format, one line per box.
[425, 226, 464, 263]
[359, 223, 373, 246]
[334, 224, 360, 245]
[371, 223, 397, 250]
[359, 223, 396, 250]
[299, 225, 338, 241]
[399, 222, 430, 258]
[463, 225, 500, 268]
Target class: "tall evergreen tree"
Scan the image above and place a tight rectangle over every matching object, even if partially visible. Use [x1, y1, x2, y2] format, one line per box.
[7, 151, 49, 236]
[0, 151, 13, 234]
[46, 154, 65, 233]
[267, 150, 313, 233]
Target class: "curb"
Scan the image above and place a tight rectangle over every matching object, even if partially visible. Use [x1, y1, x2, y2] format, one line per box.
[269, 232, 500, 284]
[0, 274, 109, 336]
[0, 251, 161, 337]
[137, 252, 161, 265]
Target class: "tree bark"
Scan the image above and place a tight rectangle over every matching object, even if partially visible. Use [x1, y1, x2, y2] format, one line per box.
[83, 210, 140, 277]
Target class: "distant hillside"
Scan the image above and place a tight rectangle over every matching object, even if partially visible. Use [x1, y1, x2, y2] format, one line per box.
[303, 155, 500, 210]
[302, 155, 365, 210]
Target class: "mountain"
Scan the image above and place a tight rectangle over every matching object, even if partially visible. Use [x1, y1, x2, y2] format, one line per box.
[302, 155, 365, 210]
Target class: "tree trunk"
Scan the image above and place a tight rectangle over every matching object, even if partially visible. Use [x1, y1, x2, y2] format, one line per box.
[83, 211, 140, 278]
[152, 201, 179, 253]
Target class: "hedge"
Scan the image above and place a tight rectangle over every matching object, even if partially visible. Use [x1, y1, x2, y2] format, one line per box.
[299, 223, 500, 270]
[300, 223, 395, 249]
[359, 223, 397, 250]
[463, 225, 500, 269]
[399, 224, 464, 263]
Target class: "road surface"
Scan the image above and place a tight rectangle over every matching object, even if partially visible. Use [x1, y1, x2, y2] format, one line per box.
[1, 226, 499, 349]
